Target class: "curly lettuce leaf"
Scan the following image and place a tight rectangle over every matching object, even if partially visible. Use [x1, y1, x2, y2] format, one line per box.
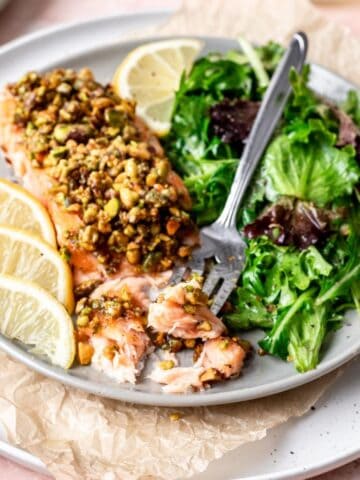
[259, 294, 328, 372]
[225, 287, 273, 330]
[183, 158, 237, 225]
[264, 120, 360, 205]
[239, 237, 332, 307]
[177, 56, 254, 99]
[255, 41, 284, 75]
[226, 237, 333, 330]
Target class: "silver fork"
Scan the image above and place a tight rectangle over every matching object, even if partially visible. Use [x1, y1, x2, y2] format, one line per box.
[172, 32, 308, 314]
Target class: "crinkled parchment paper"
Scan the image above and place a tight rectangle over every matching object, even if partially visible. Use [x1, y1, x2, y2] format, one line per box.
[0, 1, 359, 479]
[0, 352, 339, 480]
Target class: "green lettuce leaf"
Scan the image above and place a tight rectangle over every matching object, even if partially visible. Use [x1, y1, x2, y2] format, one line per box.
[264, 120, 359, 205]
[287, 303, 328, 372]
[183, 158, 237, 225]
[225, 287, 273, 330]
[226, 237, 333, 327]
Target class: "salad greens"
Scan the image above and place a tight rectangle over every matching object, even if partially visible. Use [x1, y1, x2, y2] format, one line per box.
[264, 67, 360, 205]
[165, 41, 283, 225]
[163, 38, 360, 373]
[263, 124, 359, 205]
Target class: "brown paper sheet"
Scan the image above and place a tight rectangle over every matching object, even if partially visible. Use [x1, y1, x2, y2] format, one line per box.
[0, 1, 359, 479]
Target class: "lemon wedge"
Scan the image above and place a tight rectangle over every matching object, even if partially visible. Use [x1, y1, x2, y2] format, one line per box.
[113, 39, 203, 135]
[0, 226, 74, 313]
[0, 274, 75, 368]
[0, 178, 56, 246]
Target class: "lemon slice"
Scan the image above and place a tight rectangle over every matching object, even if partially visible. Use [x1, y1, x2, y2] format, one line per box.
[113, 39, 203, 135]
[0, 274, 75, 368]
[0, 226, 74, 313]
[0, 178, 56, 246]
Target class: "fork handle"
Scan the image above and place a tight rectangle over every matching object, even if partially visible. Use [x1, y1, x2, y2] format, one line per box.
[215, 32, 308, 229]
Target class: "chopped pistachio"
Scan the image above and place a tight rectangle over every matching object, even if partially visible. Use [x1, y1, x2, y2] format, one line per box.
[80, 225, 99, 247]
[166, 218, 180, 236]
[59, 246, 71, 263]
[75, 298, 87, 315]
[169, 412, 182, 421]
[78, 342, 94, 365]
[56, 82, 72, 95]
[184, 339, 196, 349]
[142, 252, 162, 272]
[119, 187, 139, 209]
[104, 198, 120, 218]
[119, 287, 131, 302]
[77, 315, 89, 327]
[159, 360, 175, 370]
[199, 368, 222, 383]
[9, 67, 196, 274]
[49, 146, 69, 159]
[53, 124, 72, 144]
[184, 304, 196, 314]
[156, 160, 169, 179]
[219, 339, 229, 350]
[198, 320, 212, 331]
[105, 108, 126, 127]
[146, 170, 158, 187]
[83, 203, 99, 224]
[124, 225, 136, 237]
[126, 243, 141, 264]
[128, 206, 141, 224]
[124, 158, 138, 179]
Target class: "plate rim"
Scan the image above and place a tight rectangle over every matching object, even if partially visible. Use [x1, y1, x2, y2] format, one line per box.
[0, 24, 360, 408]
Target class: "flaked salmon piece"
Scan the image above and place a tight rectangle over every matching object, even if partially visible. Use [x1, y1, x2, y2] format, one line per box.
[199, 337, 245, 377]
[90, 319, 152, 384]
[150, 365, 203, 393]
[90, 271, 171, 310]
[149, 337, 246, 393]
[148, 279, 226, 340]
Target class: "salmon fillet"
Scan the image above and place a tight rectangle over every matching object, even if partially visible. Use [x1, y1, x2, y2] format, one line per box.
[0, 70, 197, 286]
[0, 69, 248, 390]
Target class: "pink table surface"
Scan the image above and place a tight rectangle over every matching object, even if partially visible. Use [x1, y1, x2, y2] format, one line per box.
[0, 1, 359, 479]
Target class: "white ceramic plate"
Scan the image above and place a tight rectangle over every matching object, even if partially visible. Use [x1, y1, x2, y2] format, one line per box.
[0, 18, 359, 409]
